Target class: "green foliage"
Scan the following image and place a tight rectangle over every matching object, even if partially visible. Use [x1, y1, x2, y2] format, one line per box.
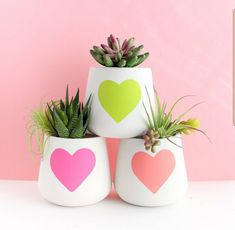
[90, 34, 149, 67]
[27, 86, 91, 155]
[143, 89, 209, 153]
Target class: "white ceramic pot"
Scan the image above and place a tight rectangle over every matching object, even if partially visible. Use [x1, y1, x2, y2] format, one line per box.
[85, 67, 154, 138]
[115, 136, 188, 206]
[38, 136, 111, 206]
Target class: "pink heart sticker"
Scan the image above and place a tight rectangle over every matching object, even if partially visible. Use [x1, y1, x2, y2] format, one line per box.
[132, 150, 175, 193]
[50, 148, 96, 192]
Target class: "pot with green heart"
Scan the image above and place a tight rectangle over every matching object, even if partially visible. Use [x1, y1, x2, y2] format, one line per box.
[27, 86, 111, 207]
[114, 91, 209, 206]
[86, 34, 154, 138]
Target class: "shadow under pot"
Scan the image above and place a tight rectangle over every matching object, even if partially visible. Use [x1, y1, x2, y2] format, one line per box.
[114, 136, 188, 207]
[38, 136, 111, 207]
[85, 67, 154, 138]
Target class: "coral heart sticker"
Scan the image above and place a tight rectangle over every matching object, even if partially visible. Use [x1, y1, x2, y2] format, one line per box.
[50, 148, 96, 192]
[132, 150, 175, 193]
[98, 79, 141, 123]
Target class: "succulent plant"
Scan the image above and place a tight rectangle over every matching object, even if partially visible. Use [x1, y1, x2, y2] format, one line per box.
[143, 89, 209, 153]
[27, 86, 91, 155]
[90, 34, 149, 67]
[46, 86, 91, 138]
[143, 129, 160, 153]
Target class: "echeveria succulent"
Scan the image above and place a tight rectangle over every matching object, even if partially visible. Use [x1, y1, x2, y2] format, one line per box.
[90, 34, 149, 67]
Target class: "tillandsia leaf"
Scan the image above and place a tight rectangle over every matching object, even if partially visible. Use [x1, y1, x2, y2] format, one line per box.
[51, 101, 68, 126]
[163, 113, 172, 130]
[145, 87, 157, 129]
[126, 55, 138, 67]
[172, 102, 204, 125]
[143, 102, 154, 129]
[28, 86, 91, 157]
[47, 103, 53, 117]
[45, 109, 57, 135]
[167, 95, 195, 118]
[142, 88, 209, 152]
[53, 110, 70, 138]
[103, 54, 114, 67]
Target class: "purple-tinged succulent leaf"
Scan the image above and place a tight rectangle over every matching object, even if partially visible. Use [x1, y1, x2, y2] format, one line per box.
[116, 37, 121, 50]
[107, 36, 113, 48]
[110, 34, 119, 51]
[123, 45, 135, 55]
[101, 44, 114, 54]
[121, 39, 128, 50]
[90, 35, 149, 67]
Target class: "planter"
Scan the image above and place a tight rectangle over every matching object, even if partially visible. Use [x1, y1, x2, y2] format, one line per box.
[85, 67, 154, 138]
[114, 136, 188, 206]
[38, 136, 111, 206]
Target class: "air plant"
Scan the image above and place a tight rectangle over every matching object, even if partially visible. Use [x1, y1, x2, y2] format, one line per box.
[90, 34, 149, 67]
[27, 86, 91, 155]
[143, 90, 210, 153]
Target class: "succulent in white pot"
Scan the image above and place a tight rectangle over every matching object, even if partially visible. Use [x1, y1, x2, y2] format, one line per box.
[115, 91, 209, 206]
[85, 34, 154, 138]
[28, 86, 111, 207]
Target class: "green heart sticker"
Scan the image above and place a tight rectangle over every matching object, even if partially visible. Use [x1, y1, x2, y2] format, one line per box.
[98, 79, 141, 123]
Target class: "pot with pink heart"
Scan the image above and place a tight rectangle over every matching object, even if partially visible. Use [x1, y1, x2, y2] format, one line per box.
[86, 34, 154, 138]
[28, 86, 111, 206]
[115, 92, 209, 206]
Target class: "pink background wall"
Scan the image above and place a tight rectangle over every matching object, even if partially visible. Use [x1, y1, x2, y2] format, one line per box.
[0, 0, 235, 181]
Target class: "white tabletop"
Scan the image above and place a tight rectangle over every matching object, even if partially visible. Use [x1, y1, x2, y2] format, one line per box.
[0, 180, 234, 230]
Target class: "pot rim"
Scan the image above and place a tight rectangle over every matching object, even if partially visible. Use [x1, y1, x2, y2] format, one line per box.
[89, 66, 151, 70]
[125, 134, 182, 141]
[44, 134, 103, 141]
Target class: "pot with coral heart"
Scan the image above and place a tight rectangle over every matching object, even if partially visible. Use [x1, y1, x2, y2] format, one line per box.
[85, 34, 154, 138]
[115, 91, 209, 206]
[28, 86, 111, 206]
